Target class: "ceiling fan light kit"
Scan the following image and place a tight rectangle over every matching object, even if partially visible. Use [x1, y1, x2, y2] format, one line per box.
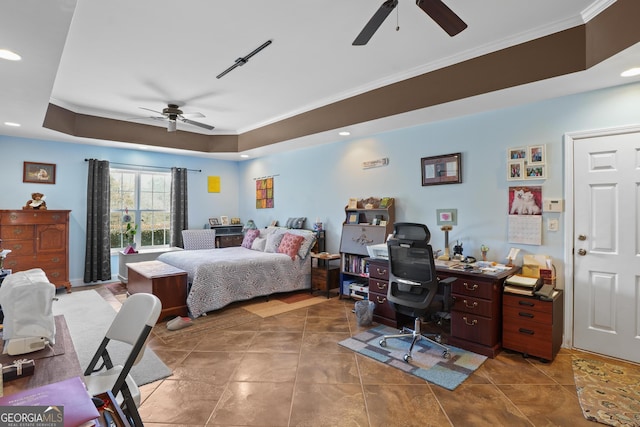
[353, 0, 467, 46]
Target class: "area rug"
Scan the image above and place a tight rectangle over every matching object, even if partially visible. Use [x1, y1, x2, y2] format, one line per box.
[339, 324, 487, 390]
[53, 289, 172, 386]
[242, 294, 329, 318]
[572, 356, 640, 426]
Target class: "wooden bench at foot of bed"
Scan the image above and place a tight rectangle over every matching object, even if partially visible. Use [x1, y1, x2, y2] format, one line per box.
[126, 260, 188, 321]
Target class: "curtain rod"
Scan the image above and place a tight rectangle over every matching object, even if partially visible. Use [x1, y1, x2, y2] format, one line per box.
[84, 159, 201, 172]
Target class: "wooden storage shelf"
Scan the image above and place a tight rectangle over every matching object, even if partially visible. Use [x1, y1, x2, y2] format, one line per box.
[210, 224, 244, 248]
[339, 197, 395, 298]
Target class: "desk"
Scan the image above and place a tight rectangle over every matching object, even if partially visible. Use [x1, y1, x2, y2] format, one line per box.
[1, 315, 131, 426]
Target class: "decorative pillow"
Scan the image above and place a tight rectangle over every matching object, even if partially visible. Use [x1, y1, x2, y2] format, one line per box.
[251, 236, 267, 251]
[241, 229, 260, 249]
[277, 232, 305, 260]
[284, 217, 306, 229]
[264, 230, 286, 253]
[284, 229, 316, 259]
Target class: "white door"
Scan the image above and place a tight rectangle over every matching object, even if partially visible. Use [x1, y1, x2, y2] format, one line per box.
[573, 130, 640, 363]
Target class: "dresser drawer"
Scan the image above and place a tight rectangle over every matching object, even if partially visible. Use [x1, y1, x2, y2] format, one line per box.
[450, 278, 495, 300]
[370, 292, 394, 319]
[503, 305, 552, 325]
[1, 226, 35, 240]
[368, 261, 389, 280]
[451, 311, 497, 347]
[1, 211, 67, 225]
[503, 294, 553, 314]
[0, 239, 35, 256]
[452, 293, 493, 317]
[503, 322, 553, 359]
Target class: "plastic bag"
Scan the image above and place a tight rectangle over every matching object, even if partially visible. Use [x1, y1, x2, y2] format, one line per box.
[354, 300, 375, 326]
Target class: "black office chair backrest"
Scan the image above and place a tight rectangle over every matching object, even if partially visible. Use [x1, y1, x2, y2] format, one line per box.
[387, 223, 438, 316]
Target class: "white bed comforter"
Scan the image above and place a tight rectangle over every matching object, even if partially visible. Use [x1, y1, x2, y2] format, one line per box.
[157, 247, 311, 317]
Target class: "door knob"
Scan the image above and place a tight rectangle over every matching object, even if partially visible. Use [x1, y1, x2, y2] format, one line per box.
[578, 235, 587, 241]
[578, 249, 587, 256]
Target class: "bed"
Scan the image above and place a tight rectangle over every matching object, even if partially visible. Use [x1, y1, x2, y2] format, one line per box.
[157, 227, 315, 317]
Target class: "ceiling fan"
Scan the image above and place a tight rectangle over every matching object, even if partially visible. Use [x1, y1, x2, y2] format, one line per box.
[139, 104, 214, 132]
[353, 0, 467, 46]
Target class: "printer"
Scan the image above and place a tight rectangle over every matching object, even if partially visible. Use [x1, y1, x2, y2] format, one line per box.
[0, 268, 56, 355]
[366, 243, 389, 259]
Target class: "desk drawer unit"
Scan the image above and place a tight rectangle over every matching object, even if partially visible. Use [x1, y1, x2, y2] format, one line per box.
[367, 258, 406, 328]
[438, 267, 517, 358]
[502, 291, 563, 362]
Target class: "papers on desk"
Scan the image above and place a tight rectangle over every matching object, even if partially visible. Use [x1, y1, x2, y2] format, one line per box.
[0, 376, 100, 426]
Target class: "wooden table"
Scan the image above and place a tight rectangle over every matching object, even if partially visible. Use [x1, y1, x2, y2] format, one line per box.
[1, 315, 131, 426]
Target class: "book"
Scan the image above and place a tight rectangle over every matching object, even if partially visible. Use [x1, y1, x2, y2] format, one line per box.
[0, 376, 100, 427]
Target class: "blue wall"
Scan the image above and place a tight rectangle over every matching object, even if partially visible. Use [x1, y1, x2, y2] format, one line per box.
[2, 81, 640, 286]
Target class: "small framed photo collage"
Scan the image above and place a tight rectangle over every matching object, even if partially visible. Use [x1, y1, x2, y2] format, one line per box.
[507, 145, 546, 181]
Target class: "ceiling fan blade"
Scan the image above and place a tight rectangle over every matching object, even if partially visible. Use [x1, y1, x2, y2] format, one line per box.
[180, 112, 205, 119]
[353, 0, 398, 46]
[416, 0, 467, 36]
[179, 117, 215, 131]
[139, 107, 164, 115]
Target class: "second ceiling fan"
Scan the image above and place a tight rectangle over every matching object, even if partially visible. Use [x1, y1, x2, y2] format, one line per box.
[353, 0, 467, 46]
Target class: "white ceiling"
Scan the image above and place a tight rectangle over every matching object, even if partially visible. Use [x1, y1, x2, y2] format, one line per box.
[2, 0, 639, 160]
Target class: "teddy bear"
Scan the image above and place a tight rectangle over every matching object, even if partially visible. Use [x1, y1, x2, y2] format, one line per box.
[23, 193, 47, 210]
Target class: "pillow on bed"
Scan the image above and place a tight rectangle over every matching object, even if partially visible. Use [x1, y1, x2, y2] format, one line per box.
[251, 236, 267, 251]
[241, 229, 260, 248]
[264, 230, 286, 253]
[284, 217, 306, 229]
[284, 229, 316, 259]
[277, 232, 305, 260]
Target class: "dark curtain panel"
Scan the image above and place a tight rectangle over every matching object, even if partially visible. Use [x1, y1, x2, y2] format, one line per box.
[84, 159, 111, 282]
[170, 167, 188, 248]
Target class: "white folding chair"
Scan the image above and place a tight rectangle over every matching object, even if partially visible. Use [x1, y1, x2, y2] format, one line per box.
[83, 293, 161, 426]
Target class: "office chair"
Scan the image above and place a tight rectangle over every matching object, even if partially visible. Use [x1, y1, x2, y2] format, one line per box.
[181, 229, 217, 250]
[379, 223, 456, 362]
[83, 293, 162, 427]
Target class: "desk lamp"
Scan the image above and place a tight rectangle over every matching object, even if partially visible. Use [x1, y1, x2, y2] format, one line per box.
[438, 225, 452, 261]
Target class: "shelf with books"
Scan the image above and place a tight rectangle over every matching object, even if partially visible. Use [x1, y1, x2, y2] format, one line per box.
[339, 197, 395, 298]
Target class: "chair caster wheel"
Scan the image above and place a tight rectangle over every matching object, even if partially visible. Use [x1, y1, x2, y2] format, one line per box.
[403, 354, 412, 363]
[379, 339, 387, 347]
[442, 350, 451, 359]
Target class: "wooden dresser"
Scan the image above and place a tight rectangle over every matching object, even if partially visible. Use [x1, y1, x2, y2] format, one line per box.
[0, 210, 71, 292]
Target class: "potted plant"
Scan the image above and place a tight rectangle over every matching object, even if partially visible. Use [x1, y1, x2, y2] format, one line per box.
[122, 209, 138, 254]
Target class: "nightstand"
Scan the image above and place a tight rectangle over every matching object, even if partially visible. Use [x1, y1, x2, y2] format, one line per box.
[310, 252, 340, 298]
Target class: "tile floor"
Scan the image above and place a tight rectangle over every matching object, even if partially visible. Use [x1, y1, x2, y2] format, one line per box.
[97, 287, 601, 426]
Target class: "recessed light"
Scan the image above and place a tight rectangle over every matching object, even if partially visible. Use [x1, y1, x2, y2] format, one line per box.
[4, 122, 21, 127]
[338, 131, 351, 136]
[621, 67, 640, 77]
[240, 154, 249, 158]
[0, 49, 21, 61]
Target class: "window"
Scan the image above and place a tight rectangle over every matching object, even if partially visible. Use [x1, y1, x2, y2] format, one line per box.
[110, 169, 171, 250]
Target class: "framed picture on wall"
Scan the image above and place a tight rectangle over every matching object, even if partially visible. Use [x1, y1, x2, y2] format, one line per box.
[421, 153, 462, 186]
[508, 147, 527, 160]
[507, 159, 524, 181]
[527, 144, 545, 164]
[23, 161, 56, 184]
[525, 164, 547, 179]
